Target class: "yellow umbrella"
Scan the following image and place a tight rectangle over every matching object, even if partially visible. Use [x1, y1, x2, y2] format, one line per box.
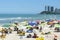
[36, 36, 44, 40]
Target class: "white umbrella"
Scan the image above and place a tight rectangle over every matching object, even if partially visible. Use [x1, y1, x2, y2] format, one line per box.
[42, 27, 50, 33]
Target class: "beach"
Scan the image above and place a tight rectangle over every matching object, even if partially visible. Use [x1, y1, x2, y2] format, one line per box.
[0, 0, 60, 40]
[0, 18, 60, 40]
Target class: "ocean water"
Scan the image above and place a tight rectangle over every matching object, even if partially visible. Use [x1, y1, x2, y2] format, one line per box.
[0, 14, 60, 24]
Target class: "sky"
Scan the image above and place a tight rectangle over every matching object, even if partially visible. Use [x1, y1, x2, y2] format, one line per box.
[0, 0, 60, 14]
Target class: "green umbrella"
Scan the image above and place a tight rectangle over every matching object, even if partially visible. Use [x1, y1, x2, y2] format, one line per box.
[12, 24, 17, 27]
[2, 24, 11, 27]
[54, 24, 60, 28]
[26, 25, 31, 29]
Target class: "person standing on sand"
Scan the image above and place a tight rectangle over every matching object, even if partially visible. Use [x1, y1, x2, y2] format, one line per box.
[40, 26, 42, 32]
[32, 33, 39, 38]
[1, 28, 6, 40]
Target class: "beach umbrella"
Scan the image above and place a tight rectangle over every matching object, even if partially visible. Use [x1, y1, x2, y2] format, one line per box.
[36, 37, 44, 40]
[26, 25, 31, 29]
[28, 21, 37, 26]
[12, 24, 17, 27]
[2, 24, 11, 27]
[42, 27, 50, 33]
[36, 20, 40, 24]
[58, 20, 60, 22]
[54, 24, 60, 28]
[18, 25, 26, 29]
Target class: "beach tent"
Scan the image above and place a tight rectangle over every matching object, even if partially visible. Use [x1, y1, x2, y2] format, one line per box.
[28, 21, 37, 26]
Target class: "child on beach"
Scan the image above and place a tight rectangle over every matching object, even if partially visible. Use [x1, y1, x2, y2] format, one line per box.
[1, 28, 6, 39]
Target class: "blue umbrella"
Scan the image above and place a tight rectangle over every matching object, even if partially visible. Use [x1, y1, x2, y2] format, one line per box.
[28, 21, 37, 26]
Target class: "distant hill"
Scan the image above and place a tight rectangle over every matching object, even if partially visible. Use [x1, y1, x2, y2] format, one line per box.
[40, 11, 60, 14]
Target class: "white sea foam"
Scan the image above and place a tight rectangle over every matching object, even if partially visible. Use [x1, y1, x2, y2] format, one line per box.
[0, 17, 33, 20]
[0, 17, 21, 20]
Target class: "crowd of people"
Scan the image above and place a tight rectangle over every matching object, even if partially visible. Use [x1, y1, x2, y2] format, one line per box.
[0, 19, 60, 40]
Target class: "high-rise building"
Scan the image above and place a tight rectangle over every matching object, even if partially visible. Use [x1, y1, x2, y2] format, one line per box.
[48, 6, 49, 11]
[45, 6, 46, 11]
[51, 6, 54, 12]
[45, 6, 48, 11]
[45, 6, 54, 12]
[55, 8, 60, 13]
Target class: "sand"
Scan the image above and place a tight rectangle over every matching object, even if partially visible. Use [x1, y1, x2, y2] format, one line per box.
[0, 30, 60, 40]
